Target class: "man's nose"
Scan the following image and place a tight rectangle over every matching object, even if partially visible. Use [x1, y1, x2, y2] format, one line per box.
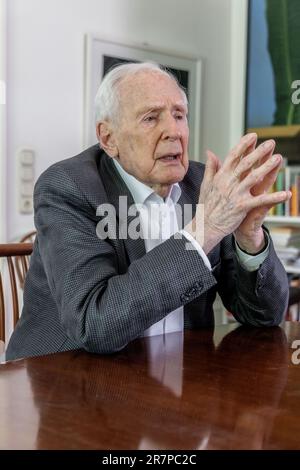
[161, 116, 181, 141]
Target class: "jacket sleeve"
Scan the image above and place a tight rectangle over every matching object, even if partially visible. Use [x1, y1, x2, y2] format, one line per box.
[216, 231, 289, 326]
[34, 165, 217, 353]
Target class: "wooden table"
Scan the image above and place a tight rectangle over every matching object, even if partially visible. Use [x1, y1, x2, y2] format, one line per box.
[0, 322, 300, 450]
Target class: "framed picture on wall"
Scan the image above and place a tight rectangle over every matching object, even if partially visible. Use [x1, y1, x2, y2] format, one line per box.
[83, 36, 202, 159]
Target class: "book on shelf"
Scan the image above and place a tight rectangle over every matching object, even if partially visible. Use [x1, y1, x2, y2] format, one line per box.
[275, 167, 285, 216]
[268, 225, 300, 269]
[268, 161, 300, 217]
[269, 226, 300, 246]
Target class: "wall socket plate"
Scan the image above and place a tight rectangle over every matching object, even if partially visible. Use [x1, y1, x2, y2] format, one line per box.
[17, 148, 35, 214]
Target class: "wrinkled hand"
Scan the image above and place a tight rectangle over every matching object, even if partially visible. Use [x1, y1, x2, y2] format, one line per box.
[232, 136, 284, 253]
[186, 133, 291, 254]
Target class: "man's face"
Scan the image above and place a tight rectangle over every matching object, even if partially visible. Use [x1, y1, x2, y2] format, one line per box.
[111, 71, 189, 188]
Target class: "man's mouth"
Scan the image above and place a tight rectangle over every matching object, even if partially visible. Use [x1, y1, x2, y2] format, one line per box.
[158, 153, 181, 162]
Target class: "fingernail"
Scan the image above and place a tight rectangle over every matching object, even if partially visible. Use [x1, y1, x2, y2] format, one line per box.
[263, 140, 275, 149]
[246, 133, 257, 141]
[272, 154, 281, 162]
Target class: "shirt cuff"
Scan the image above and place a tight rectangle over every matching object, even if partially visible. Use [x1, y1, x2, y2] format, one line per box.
[179, 230, 212, 271]
[234, 230, 270, 272]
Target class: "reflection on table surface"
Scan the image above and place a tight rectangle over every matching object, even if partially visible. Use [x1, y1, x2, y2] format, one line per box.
[0, 322, 300, 450]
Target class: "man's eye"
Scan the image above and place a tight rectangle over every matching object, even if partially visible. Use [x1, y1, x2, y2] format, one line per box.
[175, 114, 184, 120]
[144, 115, 156, 122]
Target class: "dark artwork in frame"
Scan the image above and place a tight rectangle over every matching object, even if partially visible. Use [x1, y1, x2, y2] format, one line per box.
[102, 55, 190, 100]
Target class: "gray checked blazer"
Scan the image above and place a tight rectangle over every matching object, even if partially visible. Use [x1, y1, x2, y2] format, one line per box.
[6, 145, 289, 360]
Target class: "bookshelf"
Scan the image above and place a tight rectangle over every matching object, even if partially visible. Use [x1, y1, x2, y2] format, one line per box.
[264, 216, 300, 274]
[265, 216, 300, 225]
[282, 266, 300, 275]
[247, 125, 300, 139]
[245, 129, 300, 274]
[246, 125, 300, 164]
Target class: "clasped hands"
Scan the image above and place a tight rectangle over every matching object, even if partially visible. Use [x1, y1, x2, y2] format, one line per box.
[186, 133, 291, 255]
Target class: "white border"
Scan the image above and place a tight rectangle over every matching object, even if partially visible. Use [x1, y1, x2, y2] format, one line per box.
[83, 35, 202, 160]
[0, 0, 7, 242]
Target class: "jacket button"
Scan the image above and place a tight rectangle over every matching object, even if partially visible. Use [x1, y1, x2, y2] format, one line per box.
[193, 281, 203, 290]
[180, 293, 190, 302]
[180, 281, 204, 303]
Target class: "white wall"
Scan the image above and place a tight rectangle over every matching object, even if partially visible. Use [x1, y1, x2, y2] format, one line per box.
[0, 0, 7, 243]
[6, 0, 247, 241]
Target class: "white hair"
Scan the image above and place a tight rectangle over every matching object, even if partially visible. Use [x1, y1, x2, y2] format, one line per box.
[94, 61, 188, 125]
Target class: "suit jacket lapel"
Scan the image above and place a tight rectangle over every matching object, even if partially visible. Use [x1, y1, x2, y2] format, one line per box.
[177, 184, 195, 225]
[99, 152, 219, 266]
[100, 153, 146, 262]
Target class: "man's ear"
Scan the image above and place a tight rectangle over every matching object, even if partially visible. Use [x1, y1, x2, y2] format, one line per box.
[96, 121, 118, 158]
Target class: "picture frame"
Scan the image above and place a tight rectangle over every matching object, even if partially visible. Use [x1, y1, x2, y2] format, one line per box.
[83, 35, 202, 159]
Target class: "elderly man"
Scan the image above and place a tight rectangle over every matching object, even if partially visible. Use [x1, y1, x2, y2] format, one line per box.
[7, 62, 290, 360]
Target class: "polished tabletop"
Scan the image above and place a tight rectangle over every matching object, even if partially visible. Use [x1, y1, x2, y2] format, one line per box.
[0, 322, 300, 450]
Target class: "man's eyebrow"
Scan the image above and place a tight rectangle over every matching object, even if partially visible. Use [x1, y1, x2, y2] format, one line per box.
[136, 105, 163, 117]
[136, 103, 187, 117]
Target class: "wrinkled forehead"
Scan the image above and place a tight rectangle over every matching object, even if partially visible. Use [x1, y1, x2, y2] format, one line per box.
[118, 70, 186, 112]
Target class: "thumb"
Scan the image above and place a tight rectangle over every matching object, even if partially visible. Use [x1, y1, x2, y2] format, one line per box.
[207, 150, 222, 171]
[203, 150, 220, 183]
[199, 150, 220, 203]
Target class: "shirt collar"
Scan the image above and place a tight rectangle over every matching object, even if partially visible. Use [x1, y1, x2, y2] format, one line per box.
[112, 158, 181, 206]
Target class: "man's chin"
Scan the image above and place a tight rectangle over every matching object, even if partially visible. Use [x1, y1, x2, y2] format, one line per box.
[161, 167, 187, 184]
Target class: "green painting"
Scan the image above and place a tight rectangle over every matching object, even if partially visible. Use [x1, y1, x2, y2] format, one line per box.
[246, 0, 300, 128]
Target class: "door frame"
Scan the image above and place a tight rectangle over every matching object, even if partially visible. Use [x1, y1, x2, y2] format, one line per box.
[229, 0, 248, 147]
[0, 0, 7, 242]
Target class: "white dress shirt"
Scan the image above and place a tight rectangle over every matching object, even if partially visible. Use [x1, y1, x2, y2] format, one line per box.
[113, 158, 270, 337]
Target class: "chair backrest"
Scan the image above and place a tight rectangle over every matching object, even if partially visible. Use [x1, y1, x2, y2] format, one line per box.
[19, 231, 36, 244]
[0, 243, 33, 343]
[15, 231, 36, 290]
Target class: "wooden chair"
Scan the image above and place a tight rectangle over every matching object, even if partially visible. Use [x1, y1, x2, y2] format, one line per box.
[0, 243, 33, 347]
[15, 231, 36, 289]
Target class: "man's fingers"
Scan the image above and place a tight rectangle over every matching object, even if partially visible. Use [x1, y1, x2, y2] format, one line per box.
[239, 154, 282, 191]
[203, 150, 220, 183]
[223, 133, 257, 170]
[199, 150, 221, 203]
[246, 138, 274, 170]
[242, 134, 257, 159]
[251, 161, 282, 196]
[232, 139, 276, 179]
[207, 150, 222, 171]
[249, 190, 291, 210]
